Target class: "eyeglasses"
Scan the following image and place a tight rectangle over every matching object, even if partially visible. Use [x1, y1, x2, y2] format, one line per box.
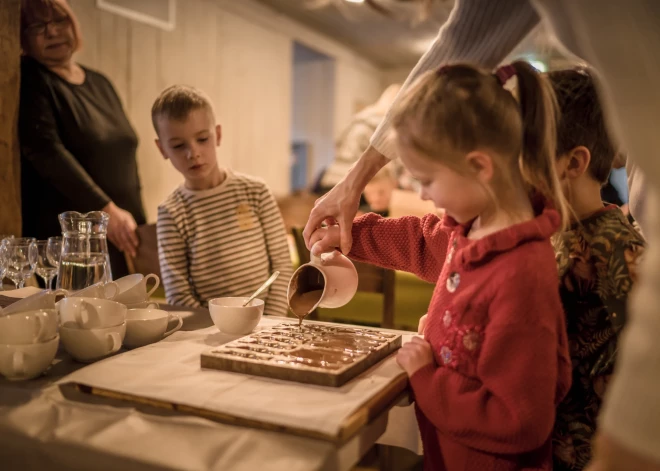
[24, 16, 70, 36]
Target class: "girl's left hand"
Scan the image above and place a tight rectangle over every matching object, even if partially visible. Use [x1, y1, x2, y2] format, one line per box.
[397, 336, 435, 376]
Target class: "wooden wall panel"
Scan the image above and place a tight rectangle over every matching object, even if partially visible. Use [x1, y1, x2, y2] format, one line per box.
[0, 0, 21, 236]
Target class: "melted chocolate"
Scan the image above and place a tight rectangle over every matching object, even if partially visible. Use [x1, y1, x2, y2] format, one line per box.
[289, 289, 323, 326]
[214, 322, 394, 372]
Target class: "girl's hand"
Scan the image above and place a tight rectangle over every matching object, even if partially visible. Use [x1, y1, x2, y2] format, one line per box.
[397, 336, 435, 376]
[308, 224, 341, 257]
[418, 313, 428, 335]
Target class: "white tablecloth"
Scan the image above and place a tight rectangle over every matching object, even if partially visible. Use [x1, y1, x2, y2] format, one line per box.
[62, 318, 407, 439]
[0, 308, 422, 471]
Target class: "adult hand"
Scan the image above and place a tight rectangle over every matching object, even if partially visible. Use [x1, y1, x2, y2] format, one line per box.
[303, 146, 390, 254]
[586, 432, 660, 471]
[396, 336, 435, 377]
[103, 201, 139, 258]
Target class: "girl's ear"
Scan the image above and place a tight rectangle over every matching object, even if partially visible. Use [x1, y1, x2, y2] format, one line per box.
[465, 151, 494, 184]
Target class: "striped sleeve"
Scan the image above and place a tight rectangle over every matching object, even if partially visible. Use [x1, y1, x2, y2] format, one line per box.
[157, 203, 202, 308]
[370, 0, 540, 160]
[257, 185, 294, 317]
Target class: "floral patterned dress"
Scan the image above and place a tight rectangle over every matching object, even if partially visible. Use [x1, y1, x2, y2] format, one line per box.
[552, 206, 645, 470]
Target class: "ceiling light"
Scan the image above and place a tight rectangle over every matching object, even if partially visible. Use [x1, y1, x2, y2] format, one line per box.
[344, 0, 365, 3]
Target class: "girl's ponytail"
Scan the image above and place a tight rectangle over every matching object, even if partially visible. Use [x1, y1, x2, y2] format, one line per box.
[511, 60, 570, 229]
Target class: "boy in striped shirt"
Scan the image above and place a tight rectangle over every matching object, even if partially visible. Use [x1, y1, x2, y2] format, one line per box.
[152, 85, 293, 315]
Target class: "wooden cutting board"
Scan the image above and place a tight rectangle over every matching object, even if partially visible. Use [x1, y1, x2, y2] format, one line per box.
[201, 322, 402, 387]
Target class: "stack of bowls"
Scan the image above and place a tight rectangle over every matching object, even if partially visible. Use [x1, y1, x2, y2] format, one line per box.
[113, 274, 160, 309]
[0, 309, 59, 380]
[58, 297, 127, 363]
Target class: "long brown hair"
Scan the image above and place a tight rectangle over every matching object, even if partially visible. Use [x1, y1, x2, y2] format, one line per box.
[391, 61, 569, 229]
[20, 0, 83, 54]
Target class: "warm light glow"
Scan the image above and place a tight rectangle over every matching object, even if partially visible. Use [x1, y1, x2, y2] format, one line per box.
[528, 59, 548, 73]
[344, 0, 365, 3]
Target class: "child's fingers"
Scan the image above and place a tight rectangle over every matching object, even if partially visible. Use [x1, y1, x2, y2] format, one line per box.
[337, 213, 354, 255]
[310, 227, 340, 256]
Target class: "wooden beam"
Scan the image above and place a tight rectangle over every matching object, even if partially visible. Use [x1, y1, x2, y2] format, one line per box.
[0, 0, 22, 236]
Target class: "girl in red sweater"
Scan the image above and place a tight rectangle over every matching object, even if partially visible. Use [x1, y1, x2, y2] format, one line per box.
[309, 62, 573, 471]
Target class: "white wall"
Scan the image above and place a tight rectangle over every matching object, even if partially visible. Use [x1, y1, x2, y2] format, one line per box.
[333, 60, 384, 140]
[292, 55, 335, 183]
[69, 0, 385, 222]
[381, 67, 413, 89]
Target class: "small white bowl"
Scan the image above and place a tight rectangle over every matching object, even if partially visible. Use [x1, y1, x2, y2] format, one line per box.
[60, 322, 126, 363]
[0, 335, 59, 381]
[208, 297, 264, 335]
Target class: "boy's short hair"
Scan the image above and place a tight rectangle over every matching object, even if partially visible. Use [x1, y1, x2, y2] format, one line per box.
[151, 85, 214, 134]
[368, 164, 397, 185]
[547, 68, 616, 184]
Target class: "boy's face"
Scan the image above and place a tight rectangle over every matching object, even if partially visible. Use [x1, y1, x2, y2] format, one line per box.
[155, 108, 221, 185]
[364, 179, 395, 212]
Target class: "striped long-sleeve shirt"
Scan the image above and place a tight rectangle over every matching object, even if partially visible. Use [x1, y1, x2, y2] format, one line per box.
[157, 170, 293, 316]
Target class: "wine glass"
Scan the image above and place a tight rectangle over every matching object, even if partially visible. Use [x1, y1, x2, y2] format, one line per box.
[4, 238, 38, 289]
[0, 237, 11, 291]
[46, 236, 62, 289]
[36, 240, 59, 290]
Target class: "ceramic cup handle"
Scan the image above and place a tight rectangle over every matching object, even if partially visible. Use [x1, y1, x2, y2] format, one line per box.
[163, 313, 183, 338]
[33, 313, 46, 343]
[76, 301, 98, 328]
[12, 351, 25, 377]
[144, 274, 160, 298]
[104, 282, 120, 300]
[106, 332, 122, 353]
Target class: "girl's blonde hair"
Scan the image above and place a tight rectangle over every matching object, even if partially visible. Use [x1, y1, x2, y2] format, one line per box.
[391, 61, 569, 229]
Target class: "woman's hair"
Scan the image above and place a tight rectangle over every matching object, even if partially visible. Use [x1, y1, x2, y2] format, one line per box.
[20, 0, 83, 54]
[391, 61, 569, 228]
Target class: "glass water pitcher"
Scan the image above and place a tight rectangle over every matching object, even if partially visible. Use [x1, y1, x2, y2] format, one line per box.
[56, 211, 112, 291]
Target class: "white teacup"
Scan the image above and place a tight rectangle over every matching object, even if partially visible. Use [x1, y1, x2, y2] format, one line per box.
[0, 335, 59, 380]
[124, 309, 183, 349]
[208, 297, 264, 335]
[60, 322, 126, 363]
[1, 289, 68, 316]
[113, 274, 160, 305]
[71, 282, 120, 300]
[124, 301, 160, 310]
[57, 297, 127, 329]
[0, 309, 58, 344]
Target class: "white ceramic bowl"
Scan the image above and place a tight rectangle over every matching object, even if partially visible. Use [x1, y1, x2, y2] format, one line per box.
[208, 297, 264, 335]
[124, 308, 182, 349]
[0, 309, 59, 344]
[71, 281, 119, 300]
[0, 335, 59, 381]
[57, 297, 127, 329]
[60, 322, 126, 363]
[113, 274, 160, 304]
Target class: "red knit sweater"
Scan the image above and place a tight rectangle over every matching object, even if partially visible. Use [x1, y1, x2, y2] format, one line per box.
[350, 205, 572, 471]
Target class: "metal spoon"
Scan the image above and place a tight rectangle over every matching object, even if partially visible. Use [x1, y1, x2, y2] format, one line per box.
[242, 271, 280, 307]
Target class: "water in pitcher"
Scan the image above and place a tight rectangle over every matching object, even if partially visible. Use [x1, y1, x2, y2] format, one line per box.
[57, 211, 112, 291]
[57, 253, 109, 291]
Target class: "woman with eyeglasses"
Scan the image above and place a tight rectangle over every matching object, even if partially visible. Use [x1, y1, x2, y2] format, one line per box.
[18, 0, 145, 279]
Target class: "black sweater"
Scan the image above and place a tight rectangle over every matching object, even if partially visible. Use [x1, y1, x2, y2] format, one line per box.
[19, 56, 146, 240]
